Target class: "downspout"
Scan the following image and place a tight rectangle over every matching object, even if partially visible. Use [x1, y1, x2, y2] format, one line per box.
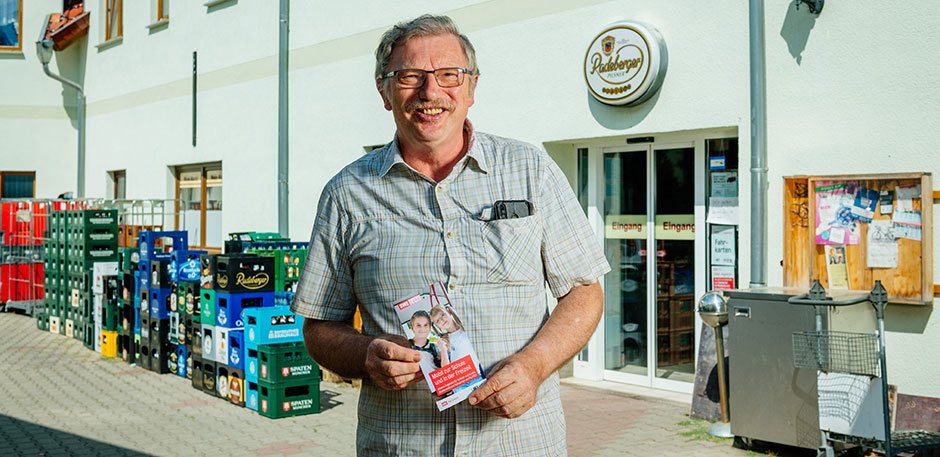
[748, 0, 768, 287]
[37, 33, 85, 198]
[277, 0, 289, 238]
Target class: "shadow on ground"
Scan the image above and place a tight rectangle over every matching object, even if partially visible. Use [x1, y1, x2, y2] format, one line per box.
[319, 389, 345, 412]
[0, 414, 151, 457]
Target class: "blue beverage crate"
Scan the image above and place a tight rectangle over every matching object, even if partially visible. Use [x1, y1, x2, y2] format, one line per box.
[170, 249, 206, 283]
[149, 288, 173, 319]
[246, 346, 258, 383]
[246, 380, 259, 411]
[244, 305, 304, 350]
[274, 291, 295, 308]
[228, 329, 245, 369]
[216, 291, 274, 329]
[138, 231, 188, 266]
[175, 344, 188, 378]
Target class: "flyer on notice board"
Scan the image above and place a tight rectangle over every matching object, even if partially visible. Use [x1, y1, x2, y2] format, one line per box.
[393, 282, 485, 411]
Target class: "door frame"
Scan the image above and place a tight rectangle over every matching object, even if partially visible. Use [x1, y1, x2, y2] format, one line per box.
[572, 128, 734, 393]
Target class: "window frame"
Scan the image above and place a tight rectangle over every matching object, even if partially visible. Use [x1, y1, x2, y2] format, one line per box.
[105, 0, 122, 41]
[108, 169, 126, 199]
[0, 171, 36, 198]
[174, 163, 222, 253]
[157, 0, 168, 21]
[0, 0, 23, 53]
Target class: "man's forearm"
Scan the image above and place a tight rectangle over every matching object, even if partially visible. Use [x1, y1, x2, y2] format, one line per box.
[519, 282, 604, 382]
[302, 319, 373, 379]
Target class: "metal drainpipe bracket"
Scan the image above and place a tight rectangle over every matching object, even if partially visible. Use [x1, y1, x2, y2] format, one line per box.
[794, 0, 824, 15]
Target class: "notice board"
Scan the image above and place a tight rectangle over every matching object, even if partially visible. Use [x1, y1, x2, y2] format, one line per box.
[783, 172, 933, 305]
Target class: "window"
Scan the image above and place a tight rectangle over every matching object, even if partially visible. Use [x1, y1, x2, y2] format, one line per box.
[175, 163, 222, 251]
[108, 170, 126, 199]
[0, 0, 22, 52]
[105, 0, 121, 41]
[156, 0, 168, 21]
[1, 172, 35, 198]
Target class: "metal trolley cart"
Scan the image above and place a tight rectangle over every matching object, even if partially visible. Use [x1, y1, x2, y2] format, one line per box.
[788, 280, 940, 457]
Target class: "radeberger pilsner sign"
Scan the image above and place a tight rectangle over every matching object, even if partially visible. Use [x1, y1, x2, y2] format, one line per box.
[584, 21, 667, 106]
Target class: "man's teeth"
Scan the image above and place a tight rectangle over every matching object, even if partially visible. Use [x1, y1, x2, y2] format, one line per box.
[419, 108, 443, 115]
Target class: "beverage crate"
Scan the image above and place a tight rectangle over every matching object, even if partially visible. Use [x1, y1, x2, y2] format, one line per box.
[200, 289, 216, 325]
[229, 367, 246, 407]
[180, 282, 199, 316]
[246, 346, 259, 383]
[258, 377, 320, 419]
[258, 341, 319, 384]
[214, 254, 276, 294]
[244, 305, 304, 350]
[149, 287, 172, 319]
[101, 330, 118, 358]
[120, 247, 139, 272]
[201, 324, 216, 362]
[170, 250, 205, 283]
[67, 209, 117, 228]
[200, 254, 218, 290]
[192, 354, 204, 390]
[273, 291, 294, 308]
[245, 248, 307, 292]
[149, 259, 171, 290]
[216, 364, 231, 398]
[138, 231, 187, 266]
[216, 291, 273, 329]
[201, 360, 217, 396]
[223, 329, 242, 368]
[215, 327, 230, 366]
[246, 380, 259, 411]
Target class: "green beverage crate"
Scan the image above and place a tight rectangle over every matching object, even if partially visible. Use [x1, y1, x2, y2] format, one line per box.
[257, 378, 320, 419]
[246, 248, 307, 292]
[200, 289, 216, 325]
[230, 232, 287, 242]
[67, 209, 118, 228]
[35, 313, 47, 331]
[102, 302, 120, 331]
[257, 341, 320, 384]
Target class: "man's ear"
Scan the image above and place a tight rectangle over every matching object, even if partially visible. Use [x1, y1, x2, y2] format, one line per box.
[377, 80, 393, 111]
[467, 74, 479, 108]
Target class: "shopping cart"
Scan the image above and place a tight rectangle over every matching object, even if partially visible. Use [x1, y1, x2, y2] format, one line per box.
[788, 280, 940, 457]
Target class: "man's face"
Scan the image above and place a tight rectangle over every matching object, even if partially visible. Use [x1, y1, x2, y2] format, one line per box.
[433, 310, 454, 332]
[378, 34, 477, 152]
[412, 316, 431, 339]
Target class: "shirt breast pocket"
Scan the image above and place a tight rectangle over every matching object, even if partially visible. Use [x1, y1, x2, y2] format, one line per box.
[477, 215, 542, 284]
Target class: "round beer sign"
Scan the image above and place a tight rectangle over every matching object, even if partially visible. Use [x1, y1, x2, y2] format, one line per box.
[584, 21, 667, 106]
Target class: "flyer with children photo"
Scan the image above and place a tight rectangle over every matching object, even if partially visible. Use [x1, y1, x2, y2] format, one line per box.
[392, 282, 485, 411]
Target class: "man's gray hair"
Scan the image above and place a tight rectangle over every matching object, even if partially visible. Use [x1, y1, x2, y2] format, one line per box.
[375, 15, 479, 86]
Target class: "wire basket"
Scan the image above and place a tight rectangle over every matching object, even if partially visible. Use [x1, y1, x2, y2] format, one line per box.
[792, 330, 880, 377]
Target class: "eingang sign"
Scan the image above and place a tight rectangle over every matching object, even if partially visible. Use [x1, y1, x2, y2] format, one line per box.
[584, 21, 668, 106]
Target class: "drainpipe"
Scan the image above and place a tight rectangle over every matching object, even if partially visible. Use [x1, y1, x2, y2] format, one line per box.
[748, 0, 767, 287]
[277, 0, 289, 238]
[36, 25, 85, 198]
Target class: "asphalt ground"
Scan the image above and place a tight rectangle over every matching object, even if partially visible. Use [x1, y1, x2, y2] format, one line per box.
[0, 311, 812, 456]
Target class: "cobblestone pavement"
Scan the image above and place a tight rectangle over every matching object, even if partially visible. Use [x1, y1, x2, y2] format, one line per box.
[0, 312, 809, 456]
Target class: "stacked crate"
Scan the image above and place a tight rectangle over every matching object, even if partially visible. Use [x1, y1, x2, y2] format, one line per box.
[256, 342, 321, 418]
[169, 249, 206, 380]
[138, 231, 187, 374]
[117, 247, 140, 364]
[210, 253, 275, 404]
[71, 210, 119, 349]
[243, 306, 306, 412]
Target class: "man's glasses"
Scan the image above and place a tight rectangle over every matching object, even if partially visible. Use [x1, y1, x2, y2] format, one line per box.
[381, 67, 471, 88]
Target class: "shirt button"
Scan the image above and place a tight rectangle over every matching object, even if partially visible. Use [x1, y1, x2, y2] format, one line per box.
[449, 283, 456, 291]
[446, 232, 453, 239]
[437, 186, 445, 193]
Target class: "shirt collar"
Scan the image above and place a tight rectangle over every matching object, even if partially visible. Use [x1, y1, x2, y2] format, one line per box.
[377, 120, 489, 177]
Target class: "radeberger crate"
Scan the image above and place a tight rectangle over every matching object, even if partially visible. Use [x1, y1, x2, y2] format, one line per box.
[214, 254, 275, 294]
[258, 377, 320, 419]
[257, 341, 319, 384]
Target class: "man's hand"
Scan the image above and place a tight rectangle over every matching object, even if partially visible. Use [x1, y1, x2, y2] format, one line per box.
[467, 353, 543, 419]
[364, 335, 424, 390]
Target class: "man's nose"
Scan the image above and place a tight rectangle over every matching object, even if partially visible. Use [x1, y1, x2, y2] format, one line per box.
[418, 72, 443, 98]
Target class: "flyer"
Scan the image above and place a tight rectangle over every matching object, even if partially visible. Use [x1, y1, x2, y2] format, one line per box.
[393, 282, 485, 411]
[815, 182, 860, 245]
[849, 187, 878, 222]
[867, 220, 898, 268]
[825, 245, 849, 289]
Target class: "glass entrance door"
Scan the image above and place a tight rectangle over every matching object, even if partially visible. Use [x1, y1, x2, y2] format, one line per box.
[600, 143, 697, 389]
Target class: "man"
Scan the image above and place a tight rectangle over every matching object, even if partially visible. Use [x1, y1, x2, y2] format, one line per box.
[291, 14, 609, 456]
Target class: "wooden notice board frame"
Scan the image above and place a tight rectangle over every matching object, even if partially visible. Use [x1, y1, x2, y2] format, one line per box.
[783, 172, 933, 305]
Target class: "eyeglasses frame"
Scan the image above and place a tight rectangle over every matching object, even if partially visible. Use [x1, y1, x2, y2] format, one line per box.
[380, 67, 473, 88]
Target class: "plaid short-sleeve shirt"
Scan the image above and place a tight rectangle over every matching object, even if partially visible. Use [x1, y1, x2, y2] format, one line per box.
[292, 126, 610, 457]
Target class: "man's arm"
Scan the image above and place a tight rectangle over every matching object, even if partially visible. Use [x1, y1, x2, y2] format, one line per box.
[468, 281, 603, 418]
[302, 319, 426, 390]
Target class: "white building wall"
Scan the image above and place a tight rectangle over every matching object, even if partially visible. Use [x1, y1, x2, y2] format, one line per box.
[1, 0, 938, 396]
